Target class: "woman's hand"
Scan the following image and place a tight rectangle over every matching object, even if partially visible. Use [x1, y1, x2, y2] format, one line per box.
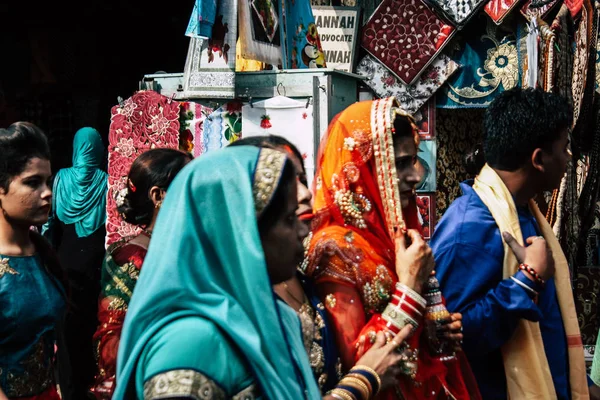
[354, 326, 413, 389]
[0, 387, 8, 400]
[502, 233, 555, 282]
[395, 229, 435, 293]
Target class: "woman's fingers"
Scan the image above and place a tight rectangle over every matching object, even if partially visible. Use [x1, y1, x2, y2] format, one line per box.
[383, 325, 412, 352]
[371, 331, 387, 349]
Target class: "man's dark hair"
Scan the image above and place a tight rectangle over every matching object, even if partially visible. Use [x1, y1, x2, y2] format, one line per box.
[483, 87, 572, 171]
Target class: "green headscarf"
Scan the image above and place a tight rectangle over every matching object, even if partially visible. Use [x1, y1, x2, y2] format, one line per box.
[114, 146, 321, 399]
[53, 127, 108, 237]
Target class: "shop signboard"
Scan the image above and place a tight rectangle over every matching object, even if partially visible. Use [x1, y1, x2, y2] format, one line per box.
[312, 6, 360, 72]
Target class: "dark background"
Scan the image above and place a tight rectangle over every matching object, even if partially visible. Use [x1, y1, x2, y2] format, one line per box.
[0, 0, 192, 171]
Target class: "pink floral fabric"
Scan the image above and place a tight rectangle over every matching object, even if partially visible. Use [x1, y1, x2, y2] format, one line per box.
[361, 0, 455, 85]
[106, 91, 181, 246]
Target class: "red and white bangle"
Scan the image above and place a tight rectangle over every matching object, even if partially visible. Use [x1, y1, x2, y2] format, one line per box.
[395, 282, 427, 308]
[382, 283, 426, 334]
[518, 263, 545, 287]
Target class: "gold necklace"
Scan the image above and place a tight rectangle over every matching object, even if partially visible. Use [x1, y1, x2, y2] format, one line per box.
[283, 281, 308, 307]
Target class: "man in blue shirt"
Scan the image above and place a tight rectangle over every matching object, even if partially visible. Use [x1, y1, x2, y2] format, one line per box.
[430, 88, 600, 399]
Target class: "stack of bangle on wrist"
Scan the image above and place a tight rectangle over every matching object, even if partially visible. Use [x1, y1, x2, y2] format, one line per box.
[329, 366, 381, 400]
[518, 263, 545, 287]
[381, 282, 426, 335]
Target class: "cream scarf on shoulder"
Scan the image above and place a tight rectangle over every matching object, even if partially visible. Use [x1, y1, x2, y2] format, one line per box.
[472, 164, 588, 399]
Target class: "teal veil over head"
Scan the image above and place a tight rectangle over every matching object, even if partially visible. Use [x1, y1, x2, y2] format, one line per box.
[53, 127, 108, 237]
[114, 146, 321, 399]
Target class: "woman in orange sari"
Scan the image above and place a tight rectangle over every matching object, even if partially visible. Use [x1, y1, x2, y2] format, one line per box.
[305, 98, 480, 399]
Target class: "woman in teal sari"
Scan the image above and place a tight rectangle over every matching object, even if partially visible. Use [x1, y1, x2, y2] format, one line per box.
[43, 127, 109, 400]
[114, 146, 411, 400]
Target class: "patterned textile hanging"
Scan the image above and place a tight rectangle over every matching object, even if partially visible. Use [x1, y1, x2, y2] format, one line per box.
[578, 22, 600, 266]
[577, 101, 600, 266]
[105, 91, 181, 246]
[435, 108, 485, 219]
[437, 17, 520, 108]
[485, 0, 522, 25]
[281, 0, 327, 68]
[238, 0, 283, 65]
[520, 0, 561, 21]
[572, 0, 598, 151]
[357, 54, 459, 114]
[553, 5, 575, 111]
[556, 0, 598, 276]
[183, 0, 238, 98]
[558, 158, 581, 280]
[361, 0, 455, 86]
[178, 102, 214, 158]
[538, 18, 556, 92]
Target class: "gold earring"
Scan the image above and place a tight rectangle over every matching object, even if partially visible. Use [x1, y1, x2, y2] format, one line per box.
[155, 200, 162, 209]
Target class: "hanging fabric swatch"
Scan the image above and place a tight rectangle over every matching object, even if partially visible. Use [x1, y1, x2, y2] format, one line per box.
[596, 39, 600, 94]
[596, 27, 600, 94]
[425, 0, 487, 28]
[572, 0, 598, 151]
[435, 108, 485, 219]
[238, 0, 283, 65]
[520, 0, 560, 20]
[281, 0, 327, 68]
[362, 0, 455, 85]
[416, 140, 437, 192]
[565, 0, 584, 18]
[178, 102, 214, 158]
[356, 54, 459, 114]
[185, 0, 218, 39]
[485, 0, 521, 25]
[241, 96, 316, 185]
[552, 5, 575, 111]
[235, 40, 266, 71]
[106, 91, 181, 246]
[537, 19, 557, 92]
[437, 17, 520, 108]
[416, 194, 436, 239]
[577, 104, 600, 267]
[416, 98, 436, 140]
[526, 18, 539, 89]
[183, 0, 237, 98]
[201, 101, 243, 152]
[571, 1, 593, 127]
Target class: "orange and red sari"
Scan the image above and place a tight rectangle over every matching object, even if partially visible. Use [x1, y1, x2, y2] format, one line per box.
[304, 98, 480, 399]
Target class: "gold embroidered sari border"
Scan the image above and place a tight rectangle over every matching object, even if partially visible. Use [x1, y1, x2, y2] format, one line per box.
[371, 98, 406, 239]
[253, 148, 287, 216]
[143, 369, 259, 400]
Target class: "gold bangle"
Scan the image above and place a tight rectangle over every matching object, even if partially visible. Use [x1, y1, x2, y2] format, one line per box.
[330, 388, 356, 400]
[344, 373, 373, 394]
[350, 365, 382, 392]
[339, 376, 371, 399]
